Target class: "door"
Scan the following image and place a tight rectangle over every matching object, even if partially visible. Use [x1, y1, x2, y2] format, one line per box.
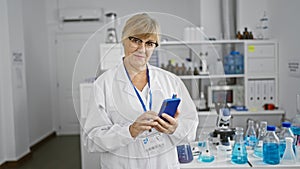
[56, 33, 92, 134]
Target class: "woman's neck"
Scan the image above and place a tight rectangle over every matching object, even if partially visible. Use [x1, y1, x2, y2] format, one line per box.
[123, 58, 147, 79]
[123, 58, 148, 91]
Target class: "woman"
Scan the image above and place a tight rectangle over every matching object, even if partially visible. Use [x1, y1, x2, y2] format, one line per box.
[84, 13, 198, 169]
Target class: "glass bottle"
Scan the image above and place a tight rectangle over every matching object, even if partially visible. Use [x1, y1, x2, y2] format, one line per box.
[281, 137, 297, 164]
[181, 63, 186, 75]
[245, 120, 257, 150]
[278, 122, 295, 158]
[243, 27, 250, 39]
[260, 11, 269, 39]
[263, 125, 280, 165]
[254, 121, 267, 158]
[231, 127, 248, 164]
[236, 31, 243, 39]
[291, 93, 300, 161]
[198, 132, 214, 163]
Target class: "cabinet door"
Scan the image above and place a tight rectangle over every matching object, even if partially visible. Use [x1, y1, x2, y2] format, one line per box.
[246, 44, 276, 75]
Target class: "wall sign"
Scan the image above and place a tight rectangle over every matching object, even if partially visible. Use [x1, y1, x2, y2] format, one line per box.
[288, 57, 300, 78]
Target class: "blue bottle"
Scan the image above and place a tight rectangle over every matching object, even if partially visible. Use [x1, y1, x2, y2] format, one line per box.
[263, 125, 280, 165]
[231, 127, 248, 164]
[278, 122, 295, 158]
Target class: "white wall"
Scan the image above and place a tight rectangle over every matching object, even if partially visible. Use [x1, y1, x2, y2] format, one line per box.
[269, 0, 300, 119]
[0, 0, 30, 164]
[237, 0, 269, 36]
[23, 0, 54, 145]
[0, 0, 12, 163]
[200, 0, 222, 39]
[7, 0, 30, 159]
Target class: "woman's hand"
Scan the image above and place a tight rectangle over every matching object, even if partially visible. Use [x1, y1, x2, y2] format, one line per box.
[154, 110, 179, 134]
[129, 111, 159, 138]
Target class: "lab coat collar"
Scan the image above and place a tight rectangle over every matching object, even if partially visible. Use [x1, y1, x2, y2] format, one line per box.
[114, 63, 162, 97]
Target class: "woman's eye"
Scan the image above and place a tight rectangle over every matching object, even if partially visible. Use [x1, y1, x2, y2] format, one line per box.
[146, 42, 154, 47]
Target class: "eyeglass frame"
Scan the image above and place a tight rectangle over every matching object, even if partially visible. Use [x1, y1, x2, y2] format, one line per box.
[128, 36, 159, 49]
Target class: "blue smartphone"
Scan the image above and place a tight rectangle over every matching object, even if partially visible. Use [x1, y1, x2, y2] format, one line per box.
[158, 97, 181, 121]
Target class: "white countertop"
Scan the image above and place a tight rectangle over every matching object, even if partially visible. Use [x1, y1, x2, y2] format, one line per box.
[180, 152, 300, 169]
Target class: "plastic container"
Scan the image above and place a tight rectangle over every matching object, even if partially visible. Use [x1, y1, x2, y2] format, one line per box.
[254, 121, 267, 158]
[245, 120, 257, 150]
[234, 52, 244, 74]
[278, 122, 295, 158]
[263, 125, 280, 165]
[231, 127, 248, 164]
[223, 51, 236, 74]
[281, 137, 297, 164]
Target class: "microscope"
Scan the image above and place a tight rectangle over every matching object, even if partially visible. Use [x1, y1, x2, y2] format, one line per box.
[211, 103, 235, 146]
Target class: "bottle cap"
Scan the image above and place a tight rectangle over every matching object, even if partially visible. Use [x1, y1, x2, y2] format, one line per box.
[267, 125, 276, 131]
[230, 51, 239, 55]
[282, 122, 291, 128]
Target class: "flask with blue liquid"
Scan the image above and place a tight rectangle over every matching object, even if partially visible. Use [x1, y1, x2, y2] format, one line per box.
[263, 125, 280, 165]
[279, 122, 295, 158]
[254, 121, 267, 158]
[198, 132, 214, 163]
[231, 127, 248, 164]
[245, 120, 257, 150]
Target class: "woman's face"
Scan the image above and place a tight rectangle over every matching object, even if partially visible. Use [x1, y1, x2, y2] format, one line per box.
[123, 36, 158, 69]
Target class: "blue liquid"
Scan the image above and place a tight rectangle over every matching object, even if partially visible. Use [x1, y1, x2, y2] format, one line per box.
[245, 135, 257, 149]
[291, 126, 300, 135]
[279, 142, 286, 158]
[198, 155, 214, 163]
[263, 143, 280, 165]
[231, 143, 248, 164]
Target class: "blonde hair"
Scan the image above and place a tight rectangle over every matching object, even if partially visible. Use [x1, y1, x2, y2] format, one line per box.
[122, 13, 160, 44]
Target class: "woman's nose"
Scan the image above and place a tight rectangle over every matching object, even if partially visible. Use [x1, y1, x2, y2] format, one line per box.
[137, 43, 146, 52]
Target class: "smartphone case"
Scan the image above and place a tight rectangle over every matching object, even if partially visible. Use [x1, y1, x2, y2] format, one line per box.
[158, 98, 181, 121]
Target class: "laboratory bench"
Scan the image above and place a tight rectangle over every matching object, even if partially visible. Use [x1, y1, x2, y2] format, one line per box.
[180, 154, 300, 169]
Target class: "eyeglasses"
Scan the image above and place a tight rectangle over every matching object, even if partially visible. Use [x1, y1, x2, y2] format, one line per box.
[128, 36, 159, 49]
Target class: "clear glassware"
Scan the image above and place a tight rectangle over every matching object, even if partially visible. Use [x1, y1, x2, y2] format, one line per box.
[278, 122, 295, 158]
[291, 94, 300, 162]
[245, 120, 257, 150]
[254, 121, 267, 158]
[231, 127, 248, 164]
[281, 137, 297, 164]
[263, 125, 280, 165]
[198, 132, 214, 163]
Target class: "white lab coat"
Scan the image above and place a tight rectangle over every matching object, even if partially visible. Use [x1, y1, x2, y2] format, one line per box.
[83, 62, 198, 169]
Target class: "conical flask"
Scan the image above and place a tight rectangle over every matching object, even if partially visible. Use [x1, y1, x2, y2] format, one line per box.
[281, 137, 297, 164]
[198, 133, 214, 163]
